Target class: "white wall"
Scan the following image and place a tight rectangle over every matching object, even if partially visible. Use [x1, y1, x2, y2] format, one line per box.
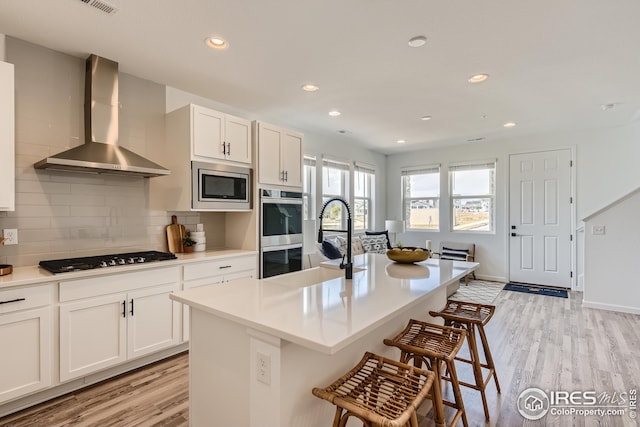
[386, 122, 640, 283]
[583, 189, 640, 314]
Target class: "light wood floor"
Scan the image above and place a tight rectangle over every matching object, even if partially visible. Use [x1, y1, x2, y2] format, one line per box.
[1, 289, 638, 427]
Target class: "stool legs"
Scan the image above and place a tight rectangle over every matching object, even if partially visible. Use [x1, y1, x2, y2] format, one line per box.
[449, 321, 499, 421]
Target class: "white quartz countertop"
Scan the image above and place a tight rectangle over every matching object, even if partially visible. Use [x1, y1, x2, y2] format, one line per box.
[171, 253, 478, 354]
[0, 249, 257, 290]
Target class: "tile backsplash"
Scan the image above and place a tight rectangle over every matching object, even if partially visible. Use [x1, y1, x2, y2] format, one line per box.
[0, 38, 225, 267]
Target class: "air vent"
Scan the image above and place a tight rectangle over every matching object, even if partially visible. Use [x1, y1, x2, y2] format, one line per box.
[79, 0, 119, 15]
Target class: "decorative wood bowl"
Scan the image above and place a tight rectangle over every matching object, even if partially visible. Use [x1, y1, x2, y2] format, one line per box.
[386, 247, 430, 264]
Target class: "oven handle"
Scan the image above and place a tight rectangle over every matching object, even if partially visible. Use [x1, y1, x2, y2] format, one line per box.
[261, 243, 303, 253]
[260, 198, 302, 205]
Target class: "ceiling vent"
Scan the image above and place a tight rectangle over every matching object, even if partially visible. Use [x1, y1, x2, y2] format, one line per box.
[79, 0, 119, 15]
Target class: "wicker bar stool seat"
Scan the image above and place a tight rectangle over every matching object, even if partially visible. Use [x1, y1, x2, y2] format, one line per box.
[312, 351, 435, 427]
[384, 320, 468, 427]
[429, 300, 500, 421]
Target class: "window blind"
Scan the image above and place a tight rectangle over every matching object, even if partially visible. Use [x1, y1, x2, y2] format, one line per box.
[401, 164, 440, 176]
[323, 159, 350, 171]
[449, 160, 496, 172]
[354, 161, 375, 175]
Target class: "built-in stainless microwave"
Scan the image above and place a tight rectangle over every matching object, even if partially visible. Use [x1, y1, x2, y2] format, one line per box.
[192, 161, 252, 210]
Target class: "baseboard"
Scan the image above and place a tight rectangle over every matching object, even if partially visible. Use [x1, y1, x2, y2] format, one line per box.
[582, 300, 640, 315]
[473, 274, 507, 283]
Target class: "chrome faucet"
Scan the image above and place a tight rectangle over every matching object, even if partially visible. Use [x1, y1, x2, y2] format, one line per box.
[317, 197, 353, 279]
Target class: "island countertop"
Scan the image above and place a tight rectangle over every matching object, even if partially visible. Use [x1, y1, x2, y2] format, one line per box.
[170, 253, 478, 354]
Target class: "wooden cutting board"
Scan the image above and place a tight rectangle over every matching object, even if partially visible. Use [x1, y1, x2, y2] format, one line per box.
[166, 215, 185, 253]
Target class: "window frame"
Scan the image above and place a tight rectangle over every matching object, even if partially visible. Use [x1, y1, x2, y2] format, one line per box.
[353, 162, 375, 231]
[321, 158, 350, 230]
[401, 165, 441, 231]
[302, 156, 316, 221]
[449, 160, 496, 233]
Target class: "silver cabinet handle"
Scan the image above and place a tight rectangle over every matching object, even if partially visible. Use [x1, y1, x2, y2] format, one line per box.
[227, 142, 231, 156]
[222, 141, 227, 155]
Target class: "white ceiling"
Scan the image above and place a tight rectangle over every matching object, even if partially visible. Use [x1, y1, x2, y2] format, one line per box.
[1, 0, 639, 154]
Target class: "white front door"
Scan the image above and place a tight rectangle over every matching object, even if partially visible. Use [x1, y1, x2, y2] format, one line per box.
[509, 149, 572, 287]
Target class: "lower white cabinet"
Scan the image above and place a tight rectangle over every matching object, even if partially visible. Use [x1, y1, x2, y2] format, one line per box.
[59, 268, 180, 382]
[182, 255, 256, 341]
[0, 285, 53, 404]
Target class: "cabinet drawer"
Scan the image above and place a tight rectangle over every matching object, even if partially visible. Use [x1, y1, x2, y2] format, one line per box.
[60, 266, 180, 302]
[0, 284, 54, 314]
[184, 255, 256, 281]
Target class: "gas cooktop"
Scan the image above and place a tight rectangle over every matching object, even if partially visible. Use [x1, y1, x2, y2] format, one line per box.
[39, 251, 178, 274]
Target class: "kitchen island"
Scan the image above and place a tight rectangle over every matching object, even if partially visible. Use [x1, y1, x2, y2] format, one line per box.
[171, 253, 478, 427]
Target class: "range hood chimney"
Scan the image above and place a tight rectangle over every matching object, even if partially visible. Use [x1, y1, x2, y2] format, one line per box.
[34, 54, 170, 178]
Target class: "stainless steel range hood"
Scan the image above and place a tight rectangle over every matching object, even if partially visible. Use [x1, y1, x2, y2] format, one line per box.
[34, 54, 170, 178]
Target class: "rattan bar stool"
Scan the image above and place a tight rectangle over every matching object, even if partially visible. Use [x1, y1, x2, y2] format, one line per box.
[383, 320, 468, 427]
[312, 351, 435, 427]
[429, 300, 500, 421]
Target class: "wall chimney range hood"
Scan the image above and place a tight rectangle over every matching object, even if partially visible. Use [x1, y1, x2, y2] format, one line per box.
[34, 54, 170, 178]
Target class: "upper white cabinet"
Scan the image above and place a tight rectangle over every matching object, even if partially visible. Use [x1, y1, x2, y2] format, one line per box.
[0, 284, 53, 404]
[0, 61, 15, 211]
[255, 121, 303, 188]
[151, 104, 252, 211]
[190, 105, 251, 164]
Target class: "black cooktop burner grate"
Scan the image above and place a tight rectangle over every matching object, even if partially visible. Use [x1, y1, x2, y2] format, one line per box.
[39, 251, 178, 274]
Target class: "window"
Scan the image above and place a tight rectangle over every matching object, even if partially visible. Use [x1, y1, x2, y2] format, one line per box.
[354, 162, 375, 230]
[302, 156, 316, 220]
[450, 161, 496, 232]
[401, 165, 440, 230]
[321, 158, 350, 230]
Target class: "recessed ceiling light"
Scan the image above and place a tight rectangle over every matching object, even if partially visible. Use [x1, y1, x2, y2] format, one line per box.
[205, 36, 228, 50]
[601, 103, 618, 110]
[337, 130, 348, 134]
[328, 110, 341, 117]
[408, 36, 427, 48]
[302, 84, 319, 92]
[468, 73, 489, 83]
[503, 122, 517, 128]
[396, 139, 406, 144]
[421, 115, 432, 121]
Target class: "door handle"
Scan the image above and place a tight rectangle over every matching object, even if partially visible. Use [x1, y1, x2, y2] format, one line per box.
[511, 232, 519, 237]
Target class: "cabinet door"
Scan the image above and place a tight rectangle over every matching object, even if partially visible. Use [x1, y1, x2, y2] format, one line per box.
[60, 293, 127, 382]
[127, 284, 180, 359]
[0, 306, 51, 403]
[0, 61, 15, 211]
[257, 123, 284, 186]
[281, 130, 303, 187]
[225, 114, 251, 164]
[192, 106, 225, 160]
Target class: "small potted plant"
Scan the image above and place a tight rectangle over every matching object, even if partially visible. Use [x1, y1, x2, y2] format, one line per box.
[182, 232, 196, 253]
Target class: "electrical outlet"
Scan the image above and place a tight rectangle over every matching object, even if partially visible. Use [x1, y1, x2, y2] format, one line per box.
[2, 229, 18, 245]
[592, 225, 605, 235]
[256, 351, 271, 385]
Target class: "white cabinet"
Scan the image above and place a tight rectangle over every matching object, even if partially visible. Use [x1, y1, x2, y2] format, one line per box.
[151, 104, 252, 211]
[59, 267, 180, 382]
[255, 121, 303, 188]
[0, 285, 53, 403]
[182, 255, 256, 341]
[0, 60, 15, 211]
[190, 104, 251, 164]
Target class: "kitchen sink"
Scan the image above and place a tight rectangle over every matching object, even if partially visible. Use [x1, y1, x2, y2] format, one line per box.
[265, 266, 364, 288]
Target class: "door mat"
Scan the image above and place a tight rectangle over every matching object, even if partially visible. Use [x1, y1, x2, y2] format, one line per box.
[504, 283, 568, 298]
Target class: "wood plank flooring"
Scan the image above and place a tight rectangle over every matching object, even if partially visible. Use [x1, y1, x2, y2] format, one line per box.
[1, 289, 638, 427]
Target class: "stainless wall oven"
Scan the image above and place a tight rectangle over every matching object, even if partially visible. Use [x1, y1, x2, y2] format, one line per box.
[260, 188, 303, 278]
